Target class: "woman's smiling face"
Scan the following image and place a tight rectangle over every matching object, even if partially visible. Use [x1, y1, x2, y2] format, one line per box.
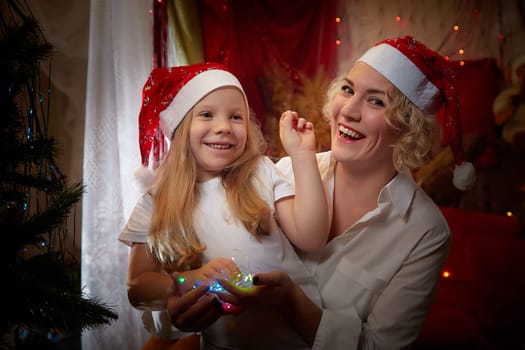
[329, 62, 399, 169]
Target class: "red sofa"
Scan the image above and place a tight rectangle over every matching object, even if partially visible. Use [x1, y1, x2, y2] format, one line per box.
[414, 206, 525, 349]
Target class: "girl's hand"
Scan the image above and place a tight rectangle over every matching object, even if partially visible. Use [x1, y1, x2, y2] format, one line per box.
[279, 110, 316, 158]
[190, 258, 241, 291]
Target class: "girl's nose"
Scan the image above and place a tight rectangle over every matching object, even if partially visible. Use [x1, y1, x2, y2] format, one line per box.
[213, 116, 232, 133]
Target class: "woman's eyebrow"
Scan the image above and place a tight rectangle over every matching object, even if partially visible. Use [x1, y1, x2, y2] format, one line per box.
[344, 77, 386, 95]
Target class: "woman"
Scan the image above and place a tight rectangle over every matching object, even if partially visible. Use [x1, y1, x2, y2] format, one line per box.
[165, 36, 476, 349]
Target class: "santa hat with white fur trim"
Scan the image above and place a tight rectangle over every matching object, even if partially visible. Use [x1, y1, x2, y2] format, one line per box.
[135, 62, 248, 191]
[357, 35, 476, 191]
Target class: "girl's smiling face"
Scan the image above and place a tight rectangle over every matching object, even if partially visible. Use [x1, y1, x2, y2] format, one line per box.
[189, 86, 248, 181]
[329, 62, 399, 170]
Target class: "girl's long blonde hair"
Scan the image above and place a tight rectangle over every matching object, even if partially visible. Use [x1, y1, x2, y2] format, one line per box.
[148, 107, 271, 272]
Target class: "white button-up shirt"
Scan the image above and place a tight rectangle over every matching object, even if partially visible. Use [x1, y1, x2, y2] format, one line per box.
[276, 151, 451, 350]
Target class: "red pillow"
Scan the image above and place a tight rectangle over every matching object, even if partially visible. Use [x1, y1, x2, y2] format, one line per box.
[440, 206, 521, 239]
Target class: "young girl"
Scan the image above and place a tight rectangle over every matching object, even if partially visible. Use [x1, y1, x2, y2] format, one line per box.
[118, 62, 329, 349]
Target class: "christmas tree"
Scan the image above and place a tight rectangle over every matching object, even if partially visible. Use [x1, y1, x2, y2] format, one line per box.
[1, 1, 117, 347]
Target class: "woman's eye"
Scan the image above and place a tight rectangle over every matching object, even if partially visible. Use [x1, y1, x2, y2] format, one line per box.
[341, 85, 354, 95]
[369, 97, 385, 107]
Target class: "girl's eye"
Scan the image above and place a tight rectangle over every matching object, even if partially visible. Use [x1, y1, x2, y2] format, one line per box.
[199, 111, 213, 118]
[231, 114, 243, 121]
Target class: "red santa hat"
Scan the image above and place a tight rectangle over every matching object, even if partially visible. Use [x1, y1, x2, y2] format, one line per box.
[135, 62, 248, 191]
[357, 35, 476, 191]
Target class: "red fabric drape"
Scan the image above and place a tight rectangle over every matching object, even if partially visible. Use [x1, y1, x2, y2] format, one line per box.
[153, 0, 168, 68]
[198, 0, 338, 125]
[145, 0, 169, 168]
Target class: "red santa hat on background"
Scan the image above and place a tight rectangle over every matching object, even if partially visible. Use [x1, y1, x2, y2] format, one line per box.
[135, 62, 248, 191]
[357, 35, 476, 191]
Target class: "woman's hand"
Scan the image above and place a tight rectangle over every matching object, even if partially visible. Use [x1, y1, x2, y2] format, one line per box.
[217, 270, 322, 346]
[166, 273, 223, 332]
[216, 270, 297, 312]
[165, 258, 243, 331]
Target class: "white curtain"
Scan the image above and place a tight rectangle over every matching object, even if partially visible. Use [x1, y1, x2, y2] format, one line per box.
[81, 1, 154, 349]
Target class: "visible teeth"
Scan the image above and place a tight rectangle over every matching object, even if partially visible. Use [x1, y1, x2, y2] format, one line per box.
[208, 143, 231, 149]
[338, 125, 363, 140]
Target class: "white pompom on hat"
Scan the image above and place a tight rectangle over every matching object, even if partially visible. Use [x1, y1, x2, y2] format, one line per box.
[134, 62, 248, 192]
[357, 35, 476, 191]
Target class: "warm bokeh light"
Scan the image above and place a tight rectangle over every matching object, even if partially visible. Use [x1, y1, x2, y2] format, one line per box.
[395, 16, 401, 22]
[444, 56, 450, 61]
[459, 61, 465, 66]
[458, 49, 464, 55]
[453, 25, 459, 31]
[335, 39, 341, 45]
[507, 211, 514, 217]
[335, 17, 341, 23]
[442, 271, 451, 278]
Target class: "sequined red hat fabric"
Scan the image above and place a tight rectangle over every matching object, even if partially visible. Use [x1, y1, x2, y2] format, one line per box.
[357, 36, 475, 190]
[138, 62, 247, 169]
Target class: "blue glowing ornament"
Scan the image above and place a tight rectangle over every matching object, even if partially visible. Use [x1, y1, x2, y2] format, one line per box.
[207, 280, 227, 293]
[189, 250, 253, 314]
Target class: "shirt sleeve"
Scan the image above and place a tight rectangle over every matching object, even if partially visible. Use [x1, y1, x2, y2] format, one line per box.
[262, 156, 295, 201]
[118, 192, 153, 246]
[275, 155, 293, 181]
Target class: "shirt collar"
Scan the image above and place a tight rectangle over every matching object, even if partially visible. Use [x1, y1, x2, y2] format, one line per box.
[324, 151, 417, 218]
[379, 167, 417, 218]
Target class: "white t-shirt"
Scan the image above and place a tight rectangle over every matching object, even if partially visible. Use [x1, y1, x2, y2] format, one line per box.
[277, 151, 451, 350]
[119, 156, 320, 350]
